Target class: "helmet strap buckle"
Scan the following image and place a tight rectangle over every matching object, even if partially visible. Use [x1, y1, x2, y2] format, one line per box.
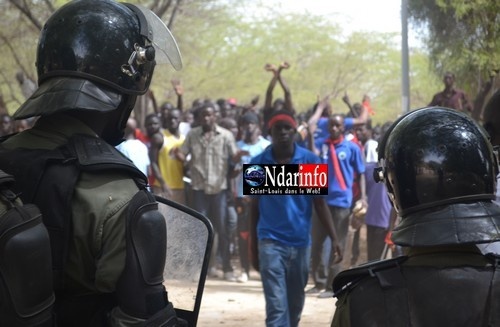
[121, 43, 154, 77]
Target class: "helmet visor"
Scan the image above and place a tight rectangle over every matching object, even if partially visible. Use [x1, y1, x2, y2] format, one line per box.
[134, 5, 183, 70]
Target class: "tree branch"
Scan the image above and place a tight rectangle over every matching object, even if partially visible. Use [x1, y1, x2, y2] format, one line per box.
[0, 32, 31, 77]
[8, 0, 43, 30]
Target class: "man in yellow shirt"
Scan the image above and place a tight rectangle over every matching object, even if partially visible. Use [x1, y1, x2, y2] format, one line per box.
[161, 108, 186, 205]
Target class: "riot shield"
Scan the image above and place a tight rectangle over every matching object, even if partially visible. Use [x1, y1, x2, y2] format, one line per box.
[155, 196, 214, 327]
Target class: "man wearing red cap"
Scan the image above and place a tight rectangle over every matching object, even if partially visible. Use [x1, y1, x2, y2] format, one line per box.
[249, 110, 342, 327]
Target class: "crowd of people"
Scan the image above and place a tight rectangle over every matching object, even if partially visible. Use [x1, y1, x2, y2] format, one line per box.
[4, 53, 496, 324]
[2, 54, 498, 325]
[107, 63, 398, 325]
[3, 60, 396, 324]
[76, 66, 394, 281]
[0, 1, 498, 324]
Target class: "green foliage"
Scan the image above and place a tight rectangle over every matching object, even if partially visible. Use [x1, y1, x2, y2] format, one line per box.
[156, 2, 427, 124]
[0, 0, 445, 125]
[408, 0, 499, 100]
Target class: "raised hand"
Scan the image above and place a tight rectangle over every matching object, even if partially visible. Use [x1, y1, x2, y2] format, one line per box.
[319, 94, 331, 107]
[342, 92, 350, 104]
[171, 79, 183, 96]
[250, 95, 260, 106]
[279, 61, 290, 70]
[264, 63, 277, 72]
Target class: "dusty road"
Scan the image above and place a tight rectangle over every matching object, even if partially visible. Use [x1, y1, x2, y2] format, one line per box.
[197, 271, 336, 327]
[197, 227, 367, 326]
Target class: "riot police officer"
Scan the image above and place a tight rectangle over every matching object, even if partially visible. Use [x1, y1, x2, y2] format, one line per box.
[0, 0, 183, 326]
[331, 107, 500, 327]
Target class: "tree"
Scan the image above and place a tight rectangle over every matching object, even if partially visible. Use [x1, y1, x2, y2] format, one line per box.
[407, 0, 500, 120]
[0, 0, 445, 126]
[154, 3, 419, 124]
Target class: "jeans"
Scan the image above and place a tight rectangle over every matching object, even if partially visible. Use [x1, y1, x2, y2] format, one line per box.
[310, 206, 351, 291]
[259, 239, 310, 327]
[192, 190, 233, 272]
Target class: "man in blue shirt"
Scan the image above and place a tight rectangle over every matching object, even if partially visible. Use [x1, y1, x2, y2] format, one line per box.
[307, 95, 369, 156]
[313, 113, 366, 299]
[249, 110, 342, 327]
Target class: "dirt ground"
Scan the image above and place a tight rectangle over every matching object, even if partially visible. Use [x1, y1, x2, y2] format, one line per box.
[197, 226, 367, 327]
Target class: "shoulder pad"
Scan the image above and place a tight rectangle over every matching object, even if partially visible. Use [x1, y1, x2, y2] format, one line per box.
[68, 134, 146, 181]
[332, 256, 408, 297]
[68, 134, 134, 169]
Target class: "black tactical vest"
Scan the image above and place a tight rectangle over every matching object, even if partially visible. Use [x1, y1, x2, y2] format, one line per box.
[0, 134, 148, 326]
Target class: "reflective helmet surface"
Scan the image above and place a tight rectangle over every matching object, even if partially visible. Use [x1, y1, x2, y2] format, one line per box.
[37, 0, 153, 95]
[13, 0, 181, 120]
[377, 107, 500, 246]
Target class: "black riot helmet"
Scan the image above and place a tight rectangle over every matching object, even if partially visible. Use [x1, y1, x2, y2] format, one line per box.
[375, 107, 500, 246]
[13, 0, 182, 122]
